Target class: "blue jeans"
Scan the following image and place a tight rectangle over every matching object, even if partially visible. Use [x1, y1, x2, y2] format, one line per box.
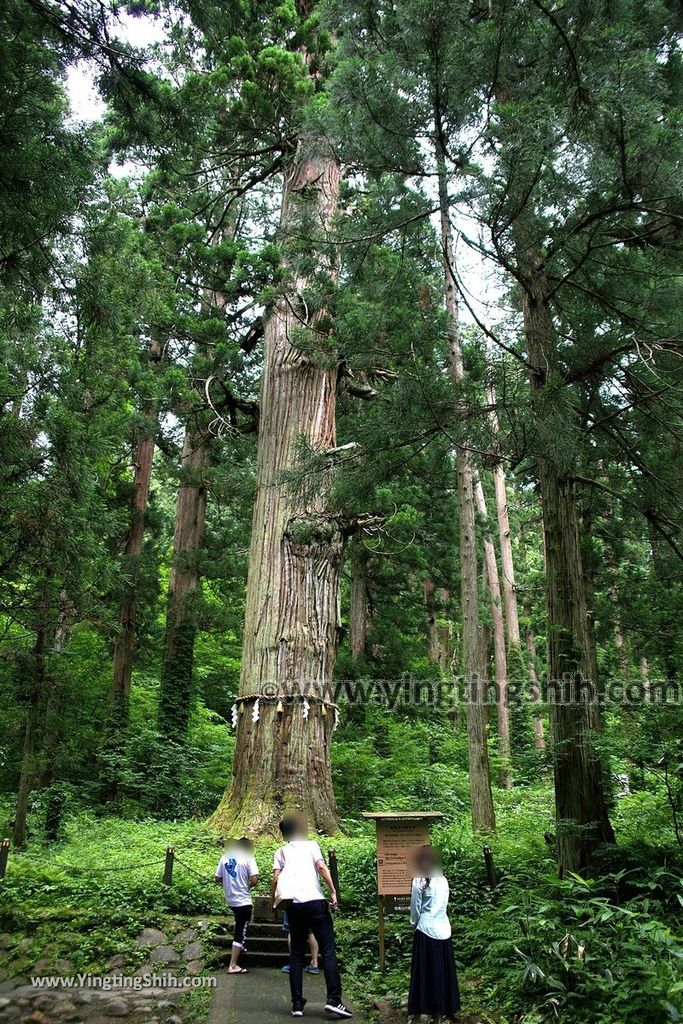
[288, 900, 342, 1006]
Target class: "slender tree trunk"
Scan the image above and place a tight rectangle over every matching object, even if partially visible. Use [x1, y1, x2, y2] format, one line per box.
[350, 532, 370, 659]
[608, 574, 629, 677]
[424, 579, 440, 665]
[38, 590, 76, 788]
[14, 625, 47, 848]
[474, 473, 511, 786]
[157, 422, 208, 741]
[524, 603, 545, 750]
[110, 336, 161, 724]
[436, 134, 495, 832]
[211, 133, 343, 836]
[519, 249, 614, 873]
[436, 588, 453, 670]
[486, 366, 545, 746]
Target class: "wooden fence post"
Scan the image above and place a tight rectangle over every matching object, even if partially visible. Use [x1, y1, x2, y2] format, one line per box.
[483, 844, 497, 889]
[0, 839, 9, 880]
[328, 848, 340, 903]
[163, 846, 174, 885]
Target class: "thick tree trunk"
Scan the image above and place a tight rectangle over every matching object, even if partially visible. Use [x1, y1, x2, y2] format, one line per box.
[157, 423, 208, 741]
[350, 532, 370, 659]
[474, 473, 511, 787]
[110, 336, 161, 724]
[436, 139, 495, 832]
[520, 250, 614, 873]
[211, 136, 342, 836]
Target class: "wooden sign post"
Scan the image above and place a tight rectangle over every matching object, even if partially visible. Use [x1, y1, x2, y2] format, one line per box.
[362, 811, 443, 973]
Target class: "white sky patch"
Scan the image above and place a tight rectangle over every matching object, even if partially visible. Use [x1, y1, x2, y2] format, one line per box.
[65, 10, 165, 124]
[63, 11, 505, 336]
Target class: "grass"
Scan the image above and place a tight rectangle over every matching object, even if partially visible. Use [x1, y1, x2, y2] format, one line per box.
[1, 786, 681, 1022]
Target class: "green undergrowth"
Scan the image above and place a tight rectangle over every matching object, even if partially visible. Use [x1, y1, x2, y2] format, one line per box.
[0, 793, 681, 1022]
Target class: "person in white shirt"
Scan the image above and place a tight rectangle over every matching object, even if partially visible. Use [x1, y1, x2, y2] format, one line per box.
[214, 837, 259, 974]
[407, 846, 460, 1023]
[272, 814, 352, 1019]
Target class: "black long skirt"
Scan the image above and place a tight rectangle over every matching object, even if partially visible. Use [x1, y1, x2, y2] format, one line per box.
[407, 929, 461, 1017]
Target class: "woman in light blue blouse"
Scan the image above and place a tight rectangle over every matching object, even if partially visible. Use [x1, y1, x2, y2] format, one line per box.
[407, 846, 460, 1023]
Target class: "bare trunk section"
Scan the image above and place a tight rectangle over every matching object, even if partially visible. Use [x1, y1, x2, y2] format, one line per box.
[157, 423, 208, 741]
[436, 135, 495, 832]
[520, 250, 614, 873]
[474, 473, 511, 787]
[608, 575, 629, 677]
[211, 137, 343, 836]
[350, 532, 370, 659]
[38, 590, 76, 789]
[110, 336, 161, 724]
[425, 581, 453, 669]
[424, 579, 440, 665]
[525, 604, 546, 750]
[486, 367, 545, 746]
[14, 624, 47, 848]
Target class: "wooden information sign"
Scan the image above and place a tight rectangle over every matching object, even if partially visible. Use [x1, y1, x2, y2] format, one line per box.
[362, 811, 443, 972]
[376, 816, 430, 895]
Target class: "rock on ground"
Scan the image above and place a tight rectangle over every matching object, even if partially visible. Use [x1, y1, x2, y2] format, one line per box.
[136, 930, 168, 949]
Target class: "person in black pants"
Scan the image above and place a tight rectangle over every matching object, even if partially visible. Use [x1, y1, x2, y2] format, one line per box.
[272, 814, 352, 1019]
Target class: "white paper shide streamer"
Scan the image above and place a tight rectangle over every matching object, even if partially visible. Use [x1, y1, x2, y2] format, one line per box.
[231, 703, 238, 729]
[303, 698, 310, 721]
[334, 708, 340, 732]
[252, 698, 260, 724]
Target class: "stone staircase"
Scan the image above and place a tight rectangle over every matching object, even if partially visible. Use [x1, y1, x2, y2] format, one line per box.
[212, 920, 292, 969]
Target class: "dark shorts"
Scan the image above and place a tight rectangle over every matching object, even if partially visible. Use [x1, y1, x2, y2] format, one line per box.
[282, 910, 312, 938]
[229, 904, 252, 948]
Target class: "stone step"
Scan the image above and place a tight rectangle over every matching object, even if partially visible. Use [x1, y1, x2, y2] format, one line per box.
[212, 922, 284, 940]
[214, 948, 290, 969]
[247, 936, 289, 953]
[213, 934, 288, 953]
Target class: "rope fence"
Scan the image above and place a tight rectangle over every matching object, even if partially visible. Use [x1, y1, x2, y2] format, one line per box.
[0, 839, 219, 887]
[0, 840, 348, 900]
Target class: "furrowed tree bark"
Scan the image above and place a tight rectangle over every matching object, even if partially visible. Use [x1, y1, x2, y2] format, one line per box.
[435, 129, 495, 832]
[350, 532, 370, 659]
[109, 336, 161, 725]
[157, 421, 208, 741]
[519, 248, 614, 873]
[211, 134, 343, 836]
[474, 473, 511, 787]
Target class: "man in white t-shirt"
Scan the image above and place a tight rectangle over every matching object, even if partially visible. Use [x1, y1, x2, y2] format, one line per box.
[214, 837, 259, 974]
[272, 814, 352, 1019]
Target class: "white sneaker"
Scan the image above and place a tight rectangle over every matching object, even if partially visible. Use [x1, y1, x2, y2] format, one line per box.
[324, 1003, 353, 1019]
